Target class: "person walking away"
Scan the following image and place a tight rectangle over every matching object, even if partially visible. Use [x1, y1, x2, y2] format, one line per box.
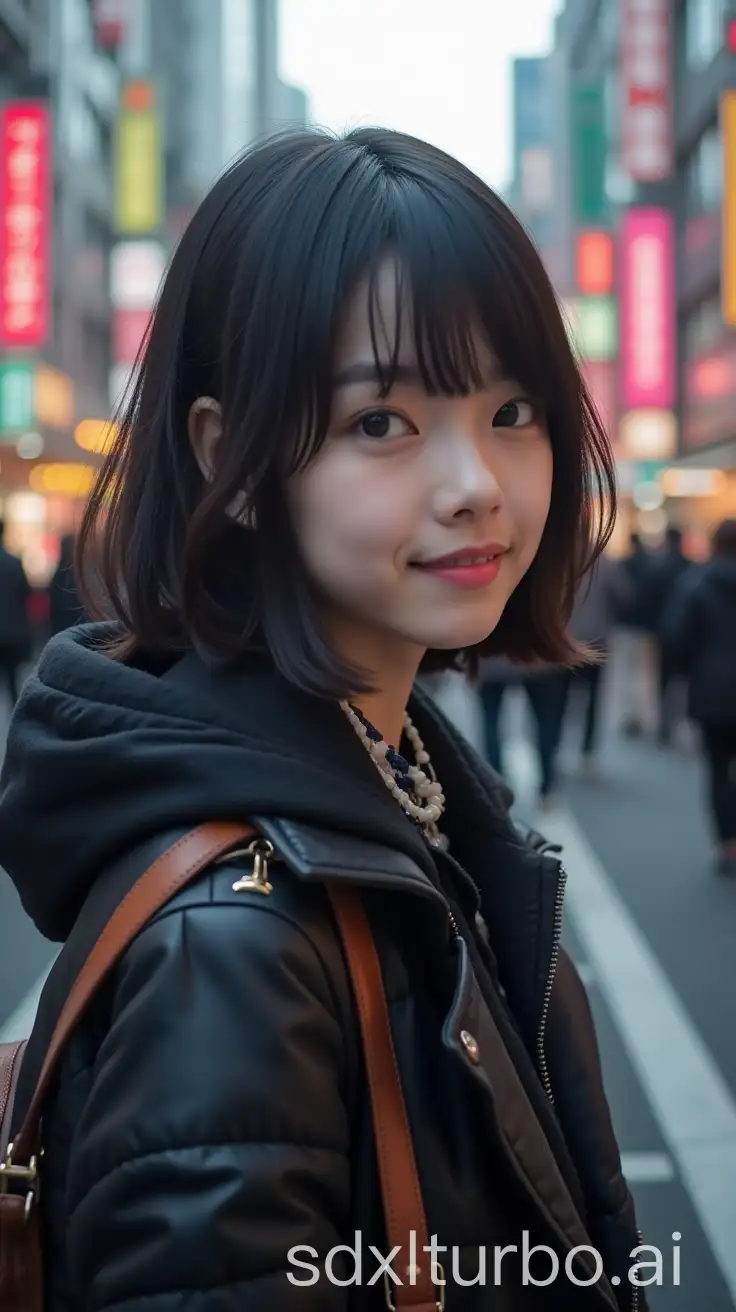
[48, 534, 86, 634]
[617, 531, 657, 736]
[662, 519, 736, 878]
[556, 553, 631, 772]
[0, 518, 31, 707]
[480, 658, 566, 808]
[644, 526, 692, 745]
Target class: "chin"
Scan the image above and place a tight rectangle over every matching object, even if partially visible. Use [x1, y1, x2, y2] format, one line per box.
[413, 610, 506, 653]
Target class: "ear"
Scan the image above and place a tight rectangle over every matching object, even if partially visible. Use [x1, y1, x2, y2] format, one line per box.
[188, 396, 223, 481]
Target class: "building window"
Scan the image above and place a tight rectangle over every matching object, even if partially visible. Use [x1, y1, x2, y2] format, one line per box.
[686, 123, 723, 213]
[685, 0, 728, 69]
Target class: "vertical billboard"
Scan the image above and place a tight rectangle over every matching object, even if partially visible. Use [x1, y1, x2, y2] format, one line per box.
[0, 101, 52, 349]
[571, 84, 607, 224]
[576, 231, 614, 296]
[620, 208, 675, 411]
[109, 239, 166, 410]
[621, 0, 673, 183]
[722, 90, 736, 327]
[114, 81, 162, 236]
[93, 0, 128, 49]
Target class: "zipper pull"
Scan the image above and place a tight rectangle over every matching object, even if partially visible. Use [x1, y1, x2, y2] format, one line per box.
[230, 838, 275, 895]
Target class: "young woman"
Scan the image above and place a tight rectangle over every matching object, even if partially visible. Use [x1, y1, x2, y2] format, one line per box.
[0, 129, 645, 1310]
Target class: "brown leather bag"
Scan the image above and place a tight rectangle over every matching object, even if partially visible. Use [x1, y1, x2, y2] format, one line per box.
[0, 822, 442, 1311]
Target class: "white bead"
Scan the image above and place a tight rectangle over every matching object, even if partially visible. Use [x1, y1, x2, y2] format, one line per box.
[425, 781, 443, 798]
[373, 740, 389, 759]
[416, 750, 430, 765]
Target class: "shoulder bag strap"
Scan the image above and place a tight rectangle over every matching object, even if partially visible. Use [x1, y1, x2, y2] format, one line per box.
[328, 884, 440, 1311]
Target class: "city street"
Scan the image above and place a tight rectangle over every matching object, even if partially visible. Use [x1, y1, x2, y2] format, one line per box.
[1, 653, 735, 1309]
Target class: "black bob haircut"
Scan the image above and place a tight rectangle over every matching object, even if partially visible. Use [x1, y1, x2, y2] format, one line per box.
[79, 127, 616, 696]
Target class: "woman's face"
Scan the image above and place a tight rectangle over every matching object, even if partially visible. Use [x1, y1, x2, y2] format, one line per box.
[288, 264, 553, 674]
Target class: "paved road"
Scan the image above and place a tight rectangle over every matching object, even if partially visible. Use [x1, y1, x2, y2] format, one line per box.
[1, 654, 735, 1308]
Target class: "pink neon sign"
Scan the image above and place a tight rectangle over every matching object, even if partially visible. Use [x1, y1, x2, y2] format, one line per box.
[620, 208, 675, 411]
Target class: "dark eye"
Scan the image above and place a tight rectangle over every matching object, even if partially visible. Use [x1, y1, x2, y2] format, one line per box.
[493, 399, 537, 428]
[355, 410, 414, 440]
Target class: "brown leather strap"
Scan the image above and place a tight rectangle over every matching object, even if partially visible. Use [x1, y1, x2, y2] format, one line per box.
[328, 884, 439, 1311]
[0, 1042, 27, 1160]
[11, 821, 254, 1164]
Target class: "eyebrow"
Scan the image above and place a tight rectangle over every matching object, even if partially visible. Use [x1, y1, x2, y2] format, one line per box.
[332, 362, 422, 389]
[332, 360, 505, 390]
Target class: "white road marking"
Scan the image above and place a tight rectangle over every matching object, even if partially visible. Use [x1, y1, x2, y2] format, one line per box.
[620, 1151, 676, 1184]
[539, 808, 736, 1302]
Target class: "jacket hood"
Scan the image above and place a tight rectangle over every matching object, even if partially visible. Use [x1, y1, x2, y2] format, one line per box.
[0, 626, 512, 942]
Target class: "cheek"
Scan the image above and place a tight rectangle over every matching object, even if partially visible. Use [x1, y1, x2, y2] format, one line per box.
[290, 451, 416, 581]
[296, 454, 414, 558]
[509, 444, 553, 552]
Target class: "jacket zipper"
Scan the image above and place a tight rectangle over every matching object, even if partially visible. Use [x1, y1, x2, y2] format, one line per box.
[536, 860, 568, 1106]
[630, 1229, 643, 1312]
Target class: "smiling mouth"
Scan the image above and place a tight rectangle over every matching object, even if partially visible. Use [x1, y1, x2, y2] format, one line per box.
[411, 546, 508, 570]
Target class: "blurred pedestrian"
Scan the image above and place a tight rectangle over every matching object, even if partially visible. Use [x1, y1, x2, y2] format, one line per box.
[556, 553, 631, 770]
[48, 534, 86, 634]
[479, 658, 565, 807]
[662, 519, 736, 878]
[0, 518, 31, 706]
[644, 526, 692, 744]
[617, 531, 657, 736]
[0, 129, 643, 1307]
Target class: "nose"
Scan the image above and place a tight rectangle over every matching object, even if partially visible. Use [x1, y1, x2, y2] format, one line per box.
[432, 431, 504, 525]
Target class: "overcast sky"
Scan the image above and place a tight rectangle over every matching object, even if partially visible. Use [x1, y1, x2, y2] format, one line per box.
[280, 0, 561, 191]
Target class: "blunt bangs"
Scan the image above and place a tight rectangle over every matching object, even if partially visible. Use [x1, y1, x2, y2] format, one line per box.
[78, 127, 616, 695]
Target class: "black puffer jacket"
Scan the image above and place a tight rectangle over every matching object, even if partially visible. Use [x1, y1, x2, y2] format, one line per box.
[0, 630, 647, 1311]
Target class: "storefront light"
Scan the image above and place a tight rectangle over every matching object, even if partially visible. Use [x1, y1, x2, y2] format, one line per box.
[28, 463, 97, 497]
[5, 491, 46, 523]
[633, 480, 665, 512]
[659, 468, 726, 497]
[75, 419, 118, 454]
[16, 431, 44, 459]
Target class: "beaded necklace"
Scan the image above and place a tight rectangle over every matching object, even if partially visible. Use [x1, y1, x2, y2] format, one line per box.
[340, 701, 448, 849]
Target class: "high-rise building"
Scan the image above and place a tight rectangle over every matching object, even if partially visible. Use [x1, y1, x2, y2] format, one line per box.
[508, 58, 554, 257]
[0, 0, 120, 578]
[0, 0, 308, 580]
[180, 0, 309, 201]
[546, 0, 736, 546]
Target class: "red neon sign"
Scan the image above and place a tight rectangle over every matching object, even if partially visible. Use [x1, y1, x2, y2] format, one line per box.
[576, 231, 614, 295]
[0, 102, 52, 349]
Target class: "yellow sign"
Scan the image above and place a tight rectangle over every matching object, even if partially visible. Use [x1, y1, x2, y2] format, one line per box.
[75, 418, 118, 454]
[29, 462, 97, 497]
[722, 91, 736, 326]
[114, 86, 162, 235]
[34, 366, 75, 430]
